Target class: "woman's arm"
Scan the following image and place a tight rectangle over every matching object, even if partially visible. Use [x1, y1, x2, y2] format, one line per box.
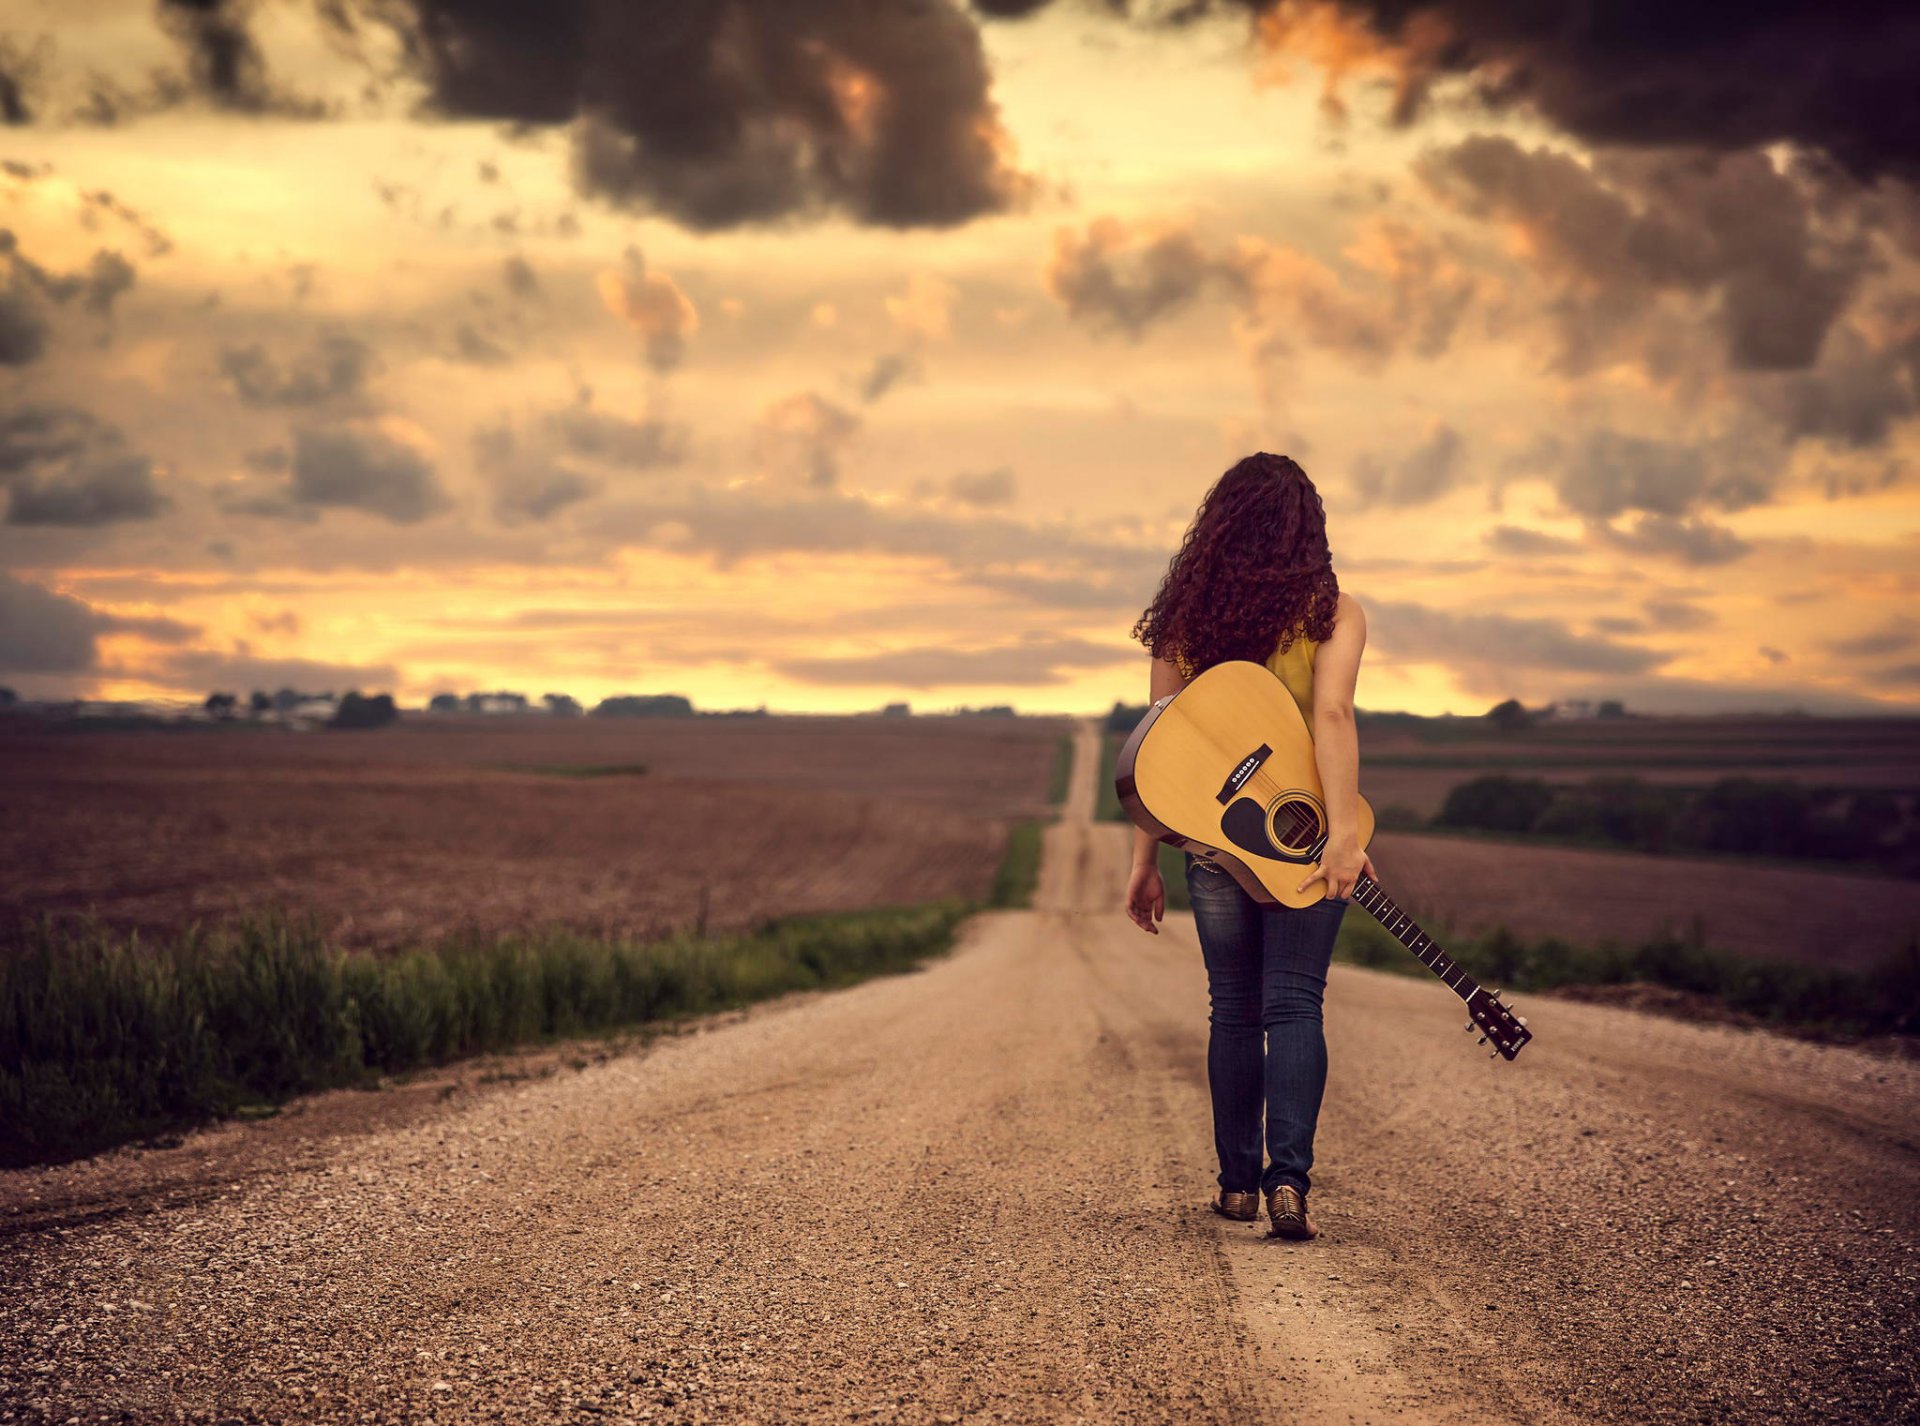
[1124, 653, 1189, 933]
[1297, 593, 1377, 900]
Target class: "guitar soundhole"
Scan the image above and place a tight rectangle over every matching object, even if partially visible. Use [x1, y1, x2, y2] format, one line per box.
[1267, 792, 1325, 856]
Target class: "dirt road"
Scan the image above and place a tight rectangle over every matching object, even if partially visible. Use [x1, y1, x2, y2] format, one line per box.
[3, 720, 1916, 1424]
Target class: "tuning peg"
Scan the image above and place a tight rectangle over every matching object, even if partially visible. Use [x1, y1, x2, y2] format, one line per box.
[1489, 1049, 1498, 1058]
[1516, 1016, 1528, 1027]
[1476, 1035, 1486, 1045]
[1491, 987, 1502, 999]
[1464, 1021, 1474, 1032]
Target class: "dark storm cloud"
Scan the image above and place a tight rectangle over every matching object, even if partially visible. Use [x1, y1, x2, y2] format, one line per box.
[1044, 219, 1219, 339]
[985, 1, 1920, 186]
[1832, 621, 1916, 659]
[151, 0, 328, 117]
[774, 635, 1134, 689]
[1641, 598, 1715, 632]
[0, 572, 197, 674]
[1547, 428, 1782, 522]
[327, 0, 1033, 230]
[0, 279, 48, 365]
[1482, 524, 1579, 557]
[1749, 303, 1920, 450]
[1351, 424, 1462, 509]
[1367, 597, 1667, 676]
[0, 572, 110, 672]
[855, 351, 921, 404]
[1043, 216, 1450, 377]
[451, 321, 512, 365]
[1413, 136, 1871, 375]
[502, 255, 541, 299]
[472, 421, 602, 526]
[547, 405, 689, 469]
[79, 187, 174, 257]
[0, 404, 170, 527]
[1587, 513, 1752, 567]
[223, 423, 450, 523]
[218, 332, 377, 407]
[945, 466, 1017, 508]
[0, 231, 140, 357]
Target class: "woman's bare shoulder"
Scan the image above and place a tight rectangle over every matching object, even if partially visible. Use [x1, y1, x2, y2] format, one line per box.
[1334, 590, 1365, 622]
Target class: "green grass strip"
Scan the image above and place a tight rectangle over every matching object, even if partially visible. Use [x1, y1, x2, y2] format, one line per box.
[0, 897, 972, 1168]
[1096, 730, 1124, 822]
[1332, 913, 1919, 1041]
[990, 819, 1044, 909]
[1046, 734, 1074, 807]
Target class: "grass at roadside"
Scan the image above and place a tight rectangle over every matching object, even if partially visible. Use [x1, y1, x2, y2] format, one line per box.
[1047, 734, 1074, 807]
[2, 811, 1053, 1167]
[990, 820, 1044, 909]
[0, 899, 977, 1168]
[1096, 731, 1124, 822]
[1333, 912, 1919, 1043]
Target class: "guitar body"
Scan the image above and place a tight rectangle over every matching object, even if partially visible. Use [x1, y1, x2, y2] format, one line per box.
[1114, 658, 1534, 1061]
[1115, 660, 1375, 908]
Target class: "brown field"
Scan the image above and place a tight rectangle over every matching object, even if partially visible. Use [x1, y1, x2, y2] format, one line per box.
[1365, 831, 1920, 972]
[0, 713, 1070, 953]
[1359, 713, 1920, 817]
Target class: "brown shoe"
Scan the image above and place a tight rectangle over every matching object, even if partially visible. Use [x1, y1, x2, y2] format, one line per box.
[1211, 1189, 1259, 1222]
[1265, 1184, 1317, 1240]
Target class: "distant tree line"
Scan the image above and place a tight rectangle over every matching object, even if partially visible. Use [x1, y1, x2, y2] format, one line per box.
[591, 694, 695, 718]
[425, 691, 586, 716]
[1483, 697, 1628, 732]
[1433, 773, 1919, 876]
[201, 687, 398, 730]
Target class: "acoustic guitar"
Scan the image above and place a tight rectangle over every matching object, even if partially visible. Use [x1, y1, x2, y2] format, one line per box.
[1114, 659, 1533, 1061]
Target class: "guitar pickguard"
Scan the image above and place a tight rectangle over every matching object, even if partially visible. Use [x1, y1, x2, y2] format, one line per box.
[1220, 793, 1326, 864]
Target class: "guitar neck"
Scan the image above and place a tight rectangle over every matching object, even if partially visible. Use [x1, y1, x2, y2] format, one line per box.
[1347, 874, 1481, 1003]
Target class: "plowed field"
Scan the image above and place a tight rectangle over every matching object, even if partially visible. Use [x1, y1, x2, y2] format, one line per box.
[0, 714, 1069, 953]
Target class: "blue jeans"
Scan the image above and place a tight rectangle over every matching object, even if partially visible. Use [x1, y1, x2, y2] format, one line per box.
[1184, 850, 1347, 1197]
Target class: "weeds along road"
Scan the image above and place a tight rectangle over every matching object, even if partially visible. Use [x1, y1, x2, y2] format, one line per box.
[2, 720, 1916, 1425]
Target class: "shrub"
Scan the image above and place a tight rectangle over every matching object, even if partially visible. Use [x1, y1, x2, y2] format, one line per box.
[1435, 775, 1555, 833]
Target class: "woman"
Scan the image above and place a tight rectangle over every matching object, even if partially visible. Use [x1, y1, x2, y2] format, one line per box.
[1121, 451, 1374, 1243]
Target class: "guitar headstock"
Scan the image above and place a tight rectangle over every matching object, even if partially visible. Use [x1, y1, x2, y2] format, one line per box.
[1464, 986, 1532, 1061]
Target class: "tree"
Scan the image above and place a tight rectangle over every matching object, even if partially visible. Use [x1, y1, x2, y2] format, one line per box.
[1485, 697, 1534, 733]
[1436, 775, 1555, 833]
[0, 687, 16, 707]
[1596, 699, 1627, 719]
[543, 692, 584, 717]
[592, 693, 696, 718]
[330, 691, 399, 729]
[249, 690, 272, 715]
[204, 691, 238, 719]
[428, 692, 462, 713]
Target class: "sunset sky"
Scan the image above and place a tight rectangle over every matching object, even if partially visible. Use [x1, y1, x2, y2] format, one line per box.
[2, 0, 1917, 716]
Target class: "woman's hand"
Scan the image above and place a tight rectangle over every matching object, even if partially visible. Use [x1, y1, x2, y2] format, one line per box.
[1125, 861, 1165, 934]
[1295, 838, 1377, 901]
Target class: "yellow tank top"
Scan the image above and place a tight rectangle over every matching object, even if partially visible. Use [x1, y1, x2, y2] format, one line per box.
[1264, 626, 1318, 726]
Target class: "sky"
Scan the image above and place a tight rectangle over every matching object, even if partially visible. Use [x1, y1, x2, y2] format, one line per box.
[1, 0, 1917, 716]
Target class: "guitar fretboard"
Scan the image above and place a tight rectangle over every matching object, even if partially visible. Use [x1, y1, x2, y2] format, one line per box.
[1347, 874, 1480, 1003]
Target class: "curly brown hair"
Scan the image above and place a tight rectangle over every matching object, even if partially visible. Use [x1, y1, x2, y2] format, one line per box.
[1131, 452, 1340, 679]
